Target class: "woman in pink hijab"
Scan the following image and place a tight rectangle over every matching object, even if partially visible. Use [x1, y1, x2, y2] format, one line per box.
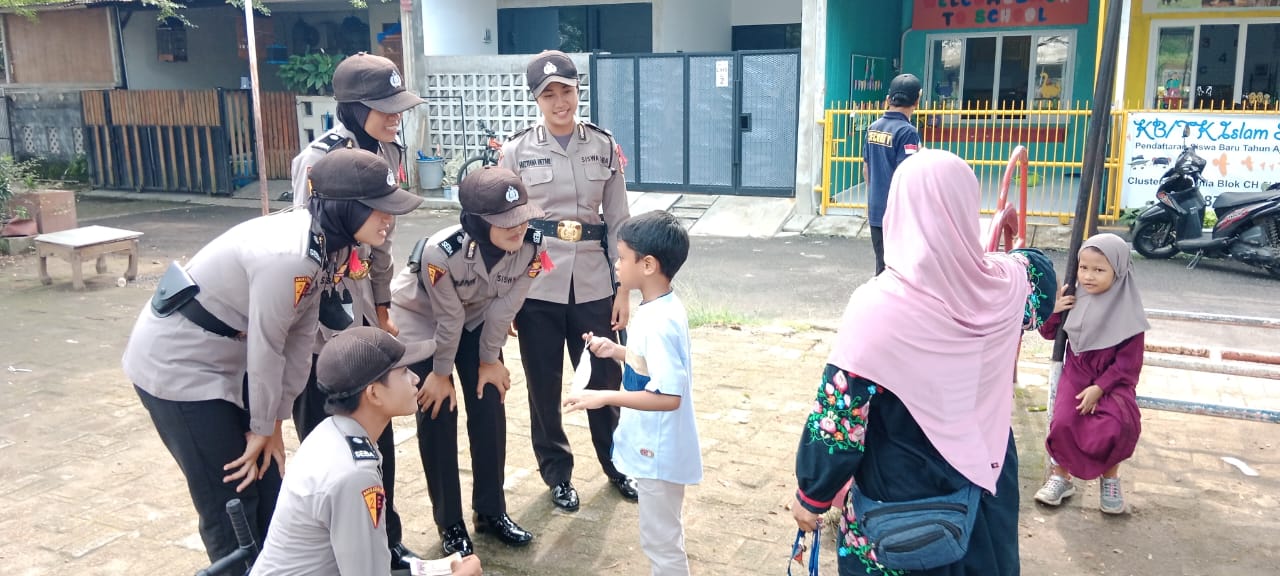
[791, 149, 1055, 575]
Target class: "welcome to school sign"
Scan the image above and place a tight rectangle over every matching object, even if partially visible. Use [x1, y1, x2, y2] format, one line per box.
[1120, 112, 1280, 207]
[914, 0, 1091, 30]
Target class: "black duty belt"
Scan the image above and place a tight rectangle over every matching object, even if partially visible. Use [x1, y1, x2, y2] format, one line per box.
[529, 219, 606, 243]
[178, 299, 244, 340]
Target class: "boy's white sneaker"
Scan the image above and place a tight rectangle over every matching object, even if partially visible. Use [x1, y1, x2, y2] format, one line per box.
[1034, 475, 1076, 506]
[1100, 477, 1127, 515]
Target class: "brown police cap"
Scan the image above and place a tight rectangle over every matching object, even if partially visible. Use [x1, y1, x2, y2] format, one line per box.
[316, 326, 435, 400]
[460, 166, 545, 229]
[332, 52, 425, 114]
[308, 148, 422, 215]
[526, 50, 579, 97]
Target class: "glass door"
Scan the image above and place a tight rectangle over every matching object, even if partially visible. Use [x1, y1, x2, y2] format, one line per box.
[1194, 24, 1239, 109]
[1242, 23, 1280, 109]
[1154, 27, 1194, 109]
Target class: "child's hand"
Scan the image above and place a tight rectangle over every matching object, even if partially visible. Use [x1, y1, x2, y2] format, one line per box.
[563, 389, 606, 413]
[1075, 384, 1103, 415]
[1054, 283, 1076, 314]
[582, 332, 619, 359]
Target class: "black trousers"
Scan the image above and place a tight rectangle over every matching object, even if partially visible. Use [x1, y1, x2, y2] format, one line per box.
[516, 294, 623, 487]
[135, 384, 281, 563]
[870, 225, 886, 275]
[293, 354, 405, 546]
[409, 324, 507, 529]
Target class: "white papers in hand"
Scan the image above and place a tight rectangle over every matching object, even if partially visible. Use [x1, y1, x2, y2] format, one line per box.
[410, 553, 461, 576]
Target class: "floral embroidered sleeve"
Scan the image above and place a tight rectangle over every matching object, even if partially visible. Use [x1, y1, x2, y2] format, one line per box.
[794, 364, 877, 514]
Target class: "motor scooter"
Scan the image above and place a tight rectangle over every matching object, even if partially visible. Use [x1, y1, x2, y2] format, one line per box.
[1130, 128, 1280, 279]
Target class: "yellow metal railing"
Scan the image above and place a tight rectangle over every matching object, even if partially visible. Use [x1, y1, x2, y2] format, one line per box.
[817, 100, 1280, 222]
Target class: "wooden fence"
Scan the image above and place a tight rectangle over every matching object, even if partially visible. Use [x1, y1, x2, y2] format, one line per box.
[82, 89, 298, 195]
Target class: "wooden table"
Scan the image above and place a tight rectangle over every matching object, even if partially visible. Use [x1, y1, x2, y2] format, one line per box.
[35, 225, 144, 290]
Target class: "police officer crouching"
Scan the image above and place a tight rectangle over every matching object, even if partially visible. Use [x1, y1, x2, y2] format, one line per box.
[288, 51, 427, 570]
[123, 147, 423, 564]
[250, 327, 483, 576]
[390, 167, 545, 555]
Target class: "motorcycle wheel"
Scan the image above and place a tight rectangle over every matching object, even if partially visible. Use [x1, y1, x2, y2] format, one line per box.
[456, 155, 494, 184]
[1132, 221, 1179, 259]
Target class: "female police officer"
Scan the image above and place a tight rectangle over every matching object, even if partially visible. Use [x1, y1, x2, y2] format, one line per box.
[123, 148, 422, 563]
[498, 50, 637, 512]
[390, 166, 544, 555]
[287, 51, 427, 569]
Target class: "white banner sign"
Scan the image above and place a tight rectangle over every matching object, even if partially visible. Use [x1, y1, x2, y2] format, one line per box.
[1120, 112, 1280, 208]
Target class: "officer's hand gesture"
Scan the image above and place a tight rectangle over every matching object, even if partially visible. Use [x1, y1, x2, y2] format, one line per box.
[418, 371, 457, 419]
[476, 361, 511, 403]
[610, 291, 631, 331]
[223, 419, 286, 492]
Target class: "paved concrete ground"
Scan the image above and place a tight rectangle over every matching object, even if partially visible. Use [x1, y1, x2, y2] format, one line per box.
[1, 197, 1277, 575]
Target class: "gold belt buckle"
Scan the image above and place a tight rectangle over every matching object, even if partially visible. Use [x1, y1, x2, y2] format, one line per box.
[556, 221, 583, 242]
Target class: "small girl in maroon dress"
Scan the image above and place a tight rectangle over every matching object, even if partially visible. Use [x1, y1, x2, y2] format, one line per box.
[1034, 233, 1149, 514]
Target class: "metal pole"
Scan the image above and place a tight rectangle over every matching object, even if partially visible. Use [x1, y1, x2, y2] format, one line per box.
[1048, 0, 1127, 429]
[244, 1, 270, 216]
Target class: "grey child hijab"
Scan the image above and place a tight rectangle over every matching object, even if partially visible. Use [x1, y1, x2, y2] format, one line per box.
[1063, 233, 1151, 353]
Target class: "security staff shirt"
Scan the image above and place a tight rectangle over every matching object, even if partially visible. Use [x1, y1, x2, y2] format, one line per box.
[122, 210, 325, 436]
[864, 111, 921, 227]
[249, 416, 390, 575]
[499, 121, 630, 305]
[389, 225, 541, 377]
[291, 123, 402, 344]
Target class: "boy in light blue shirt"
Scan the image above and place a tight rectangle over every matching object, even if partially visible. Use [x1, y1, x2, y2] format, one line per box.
[564, 210, 701, 575]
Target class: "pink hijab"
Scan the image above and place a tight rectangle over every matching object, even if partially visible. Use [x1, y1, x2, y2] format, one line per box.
[828, 149, 1030, 493]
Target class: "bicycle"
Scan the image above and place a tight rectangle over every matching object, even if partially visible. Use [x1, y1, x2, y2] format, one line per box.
[456, 121, 502, 184]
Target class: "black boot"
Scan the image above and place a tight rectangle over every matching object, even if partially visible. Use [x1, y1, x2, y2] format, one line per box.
[474, 513, 534, 547]
[389, 542, 421, 571]
[438, 521, 474, 557]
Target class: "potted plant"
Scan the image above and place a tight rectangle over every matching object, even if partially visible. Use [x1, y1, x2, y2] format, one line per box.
[0, 155, 38, 239]
[279, 52, 345, 149]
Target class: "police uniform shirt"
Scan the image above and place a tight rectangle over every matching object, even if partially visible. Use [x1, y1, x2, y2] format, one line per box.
[864, 111, 921, 227]
[249, 416, 391, 575]
[290, 123, 402, 340]
[389, 224, 541, 376]
[498, 121, 629, 305]
[122, 210, 324, 437]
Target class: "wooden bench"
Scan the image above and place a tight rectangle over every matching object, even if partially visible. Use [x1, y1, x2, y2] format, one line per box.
[35, 225, 144, 290]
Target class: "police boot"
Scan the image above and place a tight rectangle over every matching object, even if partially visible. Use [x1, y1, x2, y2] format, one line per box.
[439, 521, 474, 557]
[474, 513, 534, 547]
[389, 542, 421, 571]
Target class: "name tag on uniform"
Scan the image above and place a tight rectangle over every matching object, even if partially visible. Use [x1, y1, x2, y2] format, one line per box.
[346, 436, 378, 461]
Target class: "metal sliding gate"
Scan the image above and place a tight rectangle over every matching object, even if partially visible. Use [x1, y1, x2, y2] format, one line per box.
[591, 50, 799, 197]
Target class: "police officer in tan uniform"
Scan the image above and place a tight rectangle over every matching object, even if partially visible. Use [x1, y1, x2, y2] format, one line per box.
[123, 148, 422, 563]
[288, 52, 426, 569]
[499, 50, 638, 512]
[390, 166, 544, 555]
[250, 327, 484, 576]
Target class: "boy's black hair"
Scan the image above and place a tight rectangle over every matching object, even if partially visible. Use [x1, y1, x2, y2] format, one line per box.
[323, 369, 391, 416]
[617, 210, 689, 279]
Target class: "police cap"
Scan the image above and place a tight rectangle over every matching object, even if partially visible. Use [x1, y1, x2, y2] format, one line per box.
[308, 148, 423, 215]
[332, 52, 426, 114]
[460, 166, 546, 229]
[317, 326, 435, 400]
[526, 50, 578, 97]
[888, 73, 922, 107]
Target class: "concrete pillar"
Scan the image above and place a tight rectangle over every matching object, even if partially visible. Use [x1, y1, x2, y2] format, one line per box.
[793, 0, 827, 216]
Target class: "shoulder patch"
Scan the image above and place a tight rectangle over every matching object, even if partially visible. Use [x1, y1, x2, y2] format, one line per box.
[437, 231, 466, 258]
[346, 435, 379, 461]
[311, 133, 350, 153]
[361, 485, 385, 529]
[425, 264, 447, 287]
[582, 121, 614, 138]
[294, 276, 313, 307]
[307, 232, 326, 266]
[507, 125, 534, 142]
[524, 227, 543, 246]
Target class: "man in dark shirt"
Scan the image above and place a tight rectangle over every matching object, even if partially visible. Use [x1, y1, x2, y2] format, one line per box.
[863, 73, 922, 275]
